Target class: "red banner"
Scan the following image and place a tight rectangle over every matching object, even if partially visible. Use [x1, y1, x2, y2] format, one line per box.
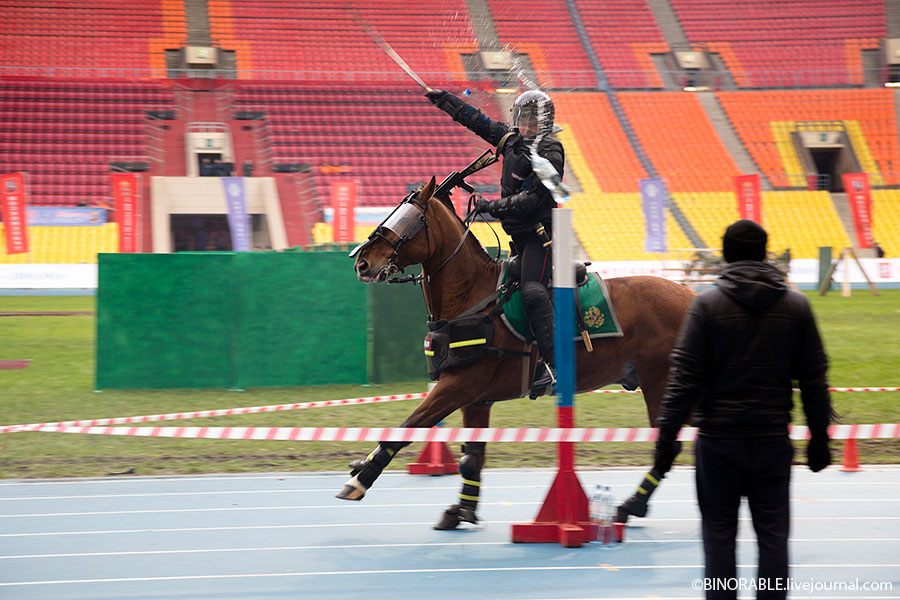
[0, 173, 29, 254]
[842, 173, 873, 249]
[110, 172, 139, 253]
[330, 180, 356, 244]
[735, 174, 762, 224]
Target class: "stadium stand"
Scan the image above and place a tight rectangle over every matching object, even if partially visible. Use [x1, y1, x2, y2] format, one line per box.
[575, 0, 668, 88]
[0, 224, 118, 263]
[488, 0, 598, 88]
[552, 92, 646, 192]
[717, 89, 899, 188]
[0, 1, 896, 267]
[669, 0, 885, 87]
[872, 190, 900, 258]
[0, 77, 174, 207]
[233, 82, 499, 208]
[210, 0, 478, 81]
[0, 0, 186, 77]
[617, 92, 741, 192]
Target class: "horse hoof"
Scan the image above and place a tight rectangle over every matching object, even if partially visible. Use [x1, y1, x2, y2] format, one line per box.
[335, 476, 367, 501]
[618, 496, 649, 520]
[433, 504, 478, 530]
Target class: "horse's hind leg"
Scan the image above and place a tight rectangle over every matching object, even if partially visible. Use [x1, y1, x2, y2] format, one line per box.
[434, 401, 491, 530]
[616, 373, 674, 522]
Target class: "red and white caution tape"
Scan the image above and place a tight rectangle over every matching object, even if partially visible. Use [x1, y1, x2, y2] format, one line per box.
[0, 392, 428, 434]
[2, 387, 896, 435]
[8, 423, 899, 442]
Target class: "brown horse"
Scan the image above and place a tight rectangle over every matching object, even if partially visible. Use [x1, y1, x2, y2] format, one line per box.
[337, 175, 695, 529]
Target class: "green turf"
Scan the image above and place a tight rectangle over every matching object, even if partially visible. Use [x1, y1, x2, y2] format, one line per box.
[0, 292, 897, 478]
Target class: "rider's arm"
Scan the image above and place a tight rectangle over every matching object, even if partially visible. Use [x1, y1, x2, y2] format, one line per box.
[487, 142, 564, 220]
[426, 90, 510, 147]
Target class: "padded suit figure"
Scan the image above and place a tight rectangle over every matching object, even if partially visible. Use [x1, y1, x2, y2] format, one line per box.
[426, 89, 563, 395]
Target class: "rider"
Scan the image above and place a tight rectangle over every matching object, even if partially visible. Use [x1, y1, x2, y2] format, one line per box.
[425, 88, 563, 395]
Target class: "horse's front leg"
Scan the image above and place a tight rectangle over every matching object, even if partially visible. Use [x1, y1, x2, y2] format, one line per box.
[335, 376, 477, 502]
[434, 400, 491, 530]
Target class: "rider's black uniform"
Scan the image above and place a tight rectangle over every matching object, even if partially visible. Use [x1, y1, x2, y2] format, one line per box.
[426, 90, 563, 392]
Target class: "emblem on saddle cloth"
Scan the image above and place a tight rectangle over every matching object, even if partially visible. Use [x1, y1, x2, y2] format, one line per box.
[498, 263, 624, 343]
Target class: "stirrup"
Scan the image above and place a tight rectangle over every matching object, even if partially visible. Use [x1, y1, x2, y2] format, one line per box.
[529, 364, 557, 399]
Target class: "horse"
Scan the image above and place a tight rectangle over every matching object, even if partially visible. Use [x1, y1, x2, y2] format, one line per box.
[336, 174, 695, 529]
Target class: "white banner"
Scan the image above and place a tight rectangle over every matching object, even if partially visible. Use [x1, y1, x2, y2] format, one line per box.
[2, 260, 899, 290]
[0, 264, 98, 289]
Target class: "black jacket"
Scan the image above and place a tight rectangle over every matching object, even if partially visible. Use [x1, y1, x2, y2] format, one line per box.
[431, 92, 563, 235]
[656, 261, 832, 440]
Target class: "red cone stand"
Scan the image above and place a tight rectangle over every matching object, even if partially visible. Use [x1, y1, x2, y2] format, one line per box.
[511, 208, 597, 548]
[407, 440, 458, 475]
[510, 426, 598, 547]
[840, 438, 862, 472]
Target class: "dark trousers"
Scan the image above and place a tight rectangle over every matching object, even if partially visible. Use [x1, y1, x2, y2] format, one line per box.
[695, 436, 793, 600]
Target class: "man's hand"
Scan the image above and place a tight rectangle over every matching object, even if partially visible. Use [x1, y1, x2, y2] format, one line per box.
[807, 435, 831, 472]
[653, 440, 682, 475]
[474, 198, 492, 215]
[425, 89, 446, 105]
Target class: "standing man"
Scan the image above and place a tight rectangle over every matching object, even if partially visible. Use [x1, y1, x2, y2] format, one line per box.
[652, 219, 833, 600]
[425, 88, 562, 396]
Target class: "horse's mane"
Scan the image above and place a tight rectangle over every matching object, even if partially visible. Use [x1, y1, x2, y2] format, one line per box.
[432, 193, 501, 270]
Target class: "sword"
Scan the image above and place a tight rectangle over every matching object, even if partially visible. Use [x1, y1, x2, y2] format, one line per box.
[350, 10, 432, 92]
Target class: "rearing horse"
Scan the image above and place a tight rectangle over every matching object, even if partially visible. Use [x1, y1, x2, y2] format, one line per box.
[337, 173, 695, 529]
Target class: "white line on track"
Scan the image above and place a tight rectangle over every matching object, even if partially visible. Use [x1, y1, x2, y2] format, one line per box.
[3, 481, 896, 501]
[0, 465, 895, 487]
[0, 516, 897, 537]
[1, 498, 896, 519]
[2, 538, 898, 561]
[2, 564, 898, 587]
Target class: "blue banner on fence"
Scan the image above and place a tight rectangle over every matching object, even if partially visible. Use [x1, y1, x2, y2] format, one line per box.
[222, 177, 251, 252]
[27, 207, 107, 226]
[640, 178, 667, 254]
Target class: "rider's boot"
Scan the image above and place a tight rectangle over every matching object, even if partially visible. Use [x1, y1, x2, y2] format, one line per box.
[521, 281, 556, 399]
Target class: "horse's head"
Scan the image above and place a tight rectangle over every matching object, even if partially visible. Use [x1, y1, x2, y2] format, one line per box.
[351, 176, 437, 283]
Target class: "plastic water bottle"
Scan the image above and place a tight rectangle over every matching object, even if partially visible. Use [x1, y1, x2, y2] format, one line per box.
[590, 485, 615, 545]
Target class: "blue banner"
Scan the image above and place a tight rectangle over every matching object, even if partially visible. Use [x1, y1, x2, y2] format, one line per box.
[640, 178, 667, 254]
[27, 207, 107, 226]
[222, 177, 251, 252]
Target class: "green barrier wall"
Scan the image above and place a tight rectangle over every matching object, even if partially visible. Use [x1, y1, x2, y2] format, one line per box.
[368, 282, 429, 384]
[96, 252, 369, 389]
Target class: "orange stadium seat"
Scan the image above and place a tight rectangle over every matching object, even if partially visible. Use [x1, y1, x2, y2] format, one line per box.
[617, 92, 741, 192]
[718, 89, 899, 187]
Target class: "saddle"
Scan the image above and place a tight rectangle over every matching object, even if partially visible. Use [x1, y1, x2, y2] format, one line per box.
[423, 259, 622, 381]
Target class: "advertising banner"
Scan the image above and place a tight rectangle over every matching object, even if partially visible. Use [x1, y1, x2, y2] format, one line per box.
[222, 177, 251, 252]
[110, 172, 139, 253]
[735, 174, 762, 224]
[330, 180, 357, 243]
[640, 178, 667, 253]
[0, 172, 29, 254]
[842, 173, 873, 249]
[27, 206, 107, 226]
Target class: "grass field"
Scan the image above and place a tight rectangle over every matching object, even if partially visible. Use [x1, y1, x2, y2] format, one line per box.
[1, 292, 898, 479]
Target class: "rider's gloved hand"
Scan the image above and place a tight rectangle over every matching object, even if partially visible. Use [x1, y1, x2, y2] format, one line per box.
[425, 89, 447, 104]
[474, 198, 492, 215]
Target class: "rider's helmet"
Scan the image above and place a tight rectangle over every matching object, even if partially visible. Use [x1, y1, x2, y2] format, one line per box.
[511, 90, 555, 139]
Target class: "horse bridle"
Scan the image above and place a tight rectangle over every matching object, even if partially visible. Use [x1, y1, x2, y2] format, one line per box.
[349, 189, 429, 281]
[349, 188, 486, 285]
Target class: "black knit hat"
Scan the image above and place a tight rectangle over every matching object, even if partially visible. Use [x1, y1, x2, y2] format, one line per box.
[722, 219, 767, 262]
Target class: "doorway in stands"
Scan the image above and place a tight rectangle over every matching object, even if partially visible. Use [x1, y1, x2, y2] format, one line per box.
[170, 215, 271, 252]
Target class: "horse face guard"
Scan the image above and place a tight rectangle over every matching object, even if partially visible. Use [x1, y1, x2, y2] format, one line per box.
[349, 190, 428, 274]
